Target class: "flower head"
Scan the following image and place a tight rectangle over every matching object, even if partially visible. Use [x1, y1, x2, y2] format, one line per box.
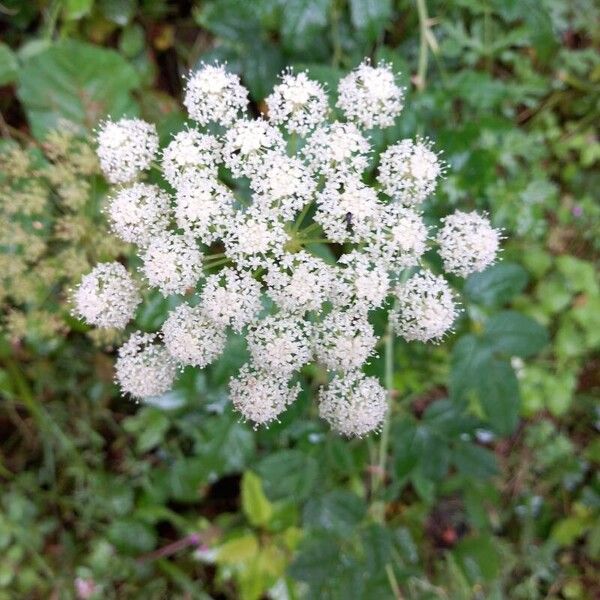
[222, 119, 285, 178]
[200, 267, 262, 332]
[247, 315, 312, 377]
[315, 310, 377, 372]
[229, 364, 300, 426]
[73, 262, 140, 329]
[223, 212, 287, 270]
[162, 303, 226, 367]
[161, 129, 221, 187]
[378, 138, 443, 206]
[264, 251, 337, 314]
[140, 233, 203, 296]
[318, 371, 387, 437]
[436, 210, 501, 277]
[97, 118, 158, 184]
[174, 172, 235, 244]
[250, 151, 316, 220]
[367, 204, 429, 270]
[303, 122, 370, 181]
[266, 70, 328, 136]
[107, 183, 171, 247]
[337, 60, 404, 129]
[390, 271, 458, 342]
[184, 63, 248, 126]
[115, 332, 177, 399]
[315, 177, 382, 243]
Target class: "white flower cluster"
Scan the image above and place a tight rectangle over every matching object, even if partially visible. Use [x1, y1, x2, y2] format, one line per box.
[75, 60, 503, 436]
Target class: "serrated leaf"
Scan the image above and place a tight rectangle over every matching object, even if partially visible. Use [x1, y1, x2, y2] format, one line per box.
[241, 471, 273, 527]
[349, 0, 392, 43]
[256, 449, 318, 501]
[484, 311, 548, 358]
[280, 0, 329, 54]
[288, 535, 341, 585]
[464, 263, 529, 306]
[478, 358, 520, 435]
[17, 40, 140, 139]
[303, 491, 366, 537]
[452, 441, 498, 479]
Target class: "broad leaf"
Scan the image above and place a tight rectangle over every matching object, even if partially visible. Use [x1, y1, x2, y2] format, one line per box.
[17, 40, 140, 139]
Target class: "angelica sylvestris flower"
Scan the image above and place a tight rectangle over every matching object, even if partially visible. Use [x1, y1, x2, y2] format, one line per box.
[264, 251, 337, 314]
[141, 233, 203, 296]
[161, 129, 221, 186]
[266, 70, 328, 136]
[246, 315, 312, 377]
[200, 267, 262, 332]
[378, 138, 444, 206]
[315, 310, 377, 372]
[222, 119, 285, 177]
[315, 177, 382, 243]
[436, 210, 501, 277]
[73, 262, 140, 329]
[97, 118, 158, 184]
[390, 271, 458, 342]
[79, 60, 505, 435]
[115, 332, 177, 400]
[162, 303, 226, 367]
[337, 60, 404, 129]
[319, 371, 387, 437]
[184, 63, 248, 126]
[174, 172, 235, 243]
[107, 183, 171, 247]
[229, 364, 300, 426]
[303, 122, 370, 180]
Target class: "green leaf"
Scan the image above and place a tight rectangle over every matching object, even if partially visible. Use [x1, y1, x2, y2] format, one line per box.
[217, 534, 259, 564]
[477, 358, 520, 435]
[280, 0, 330, 54]
[288, 535, 341, 585]
[449, 334, 492, 401]
[256, 449, 318, 501]
[0, 43, 18, 85]
[124, 409, 170, 453]
[167, 458, 209, 503]
[348, 0, 392, 43]
[241, 472, 273, 527]
[464, 263, 529, 307]
[63, 0, 94, 20]
[303, 491, 366, 537]
[453, 535, 501, 583]
[450, 335, 520, 435]
[107, 519, 156, 554]
[17, 40, 140, 139]
[452, 441, 498, 479]
[241, 43, 285, 100]
[99, 0, 136, 25]
[196, 0, 261, 43]
[484, 311, 549, 358]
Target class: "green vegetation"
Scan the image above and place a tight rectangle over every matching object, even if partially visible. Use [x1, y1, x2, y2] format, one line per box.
[0, 1, 598, 598]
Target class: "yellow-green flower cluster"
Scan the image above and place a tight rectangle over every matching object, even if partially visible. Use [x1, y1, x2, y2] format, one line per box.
[0, 127, 128, 344]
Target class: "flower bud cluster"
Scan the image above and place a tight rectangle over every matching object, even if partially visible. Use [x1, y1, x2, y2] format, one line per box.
[76, 60, 502, 435]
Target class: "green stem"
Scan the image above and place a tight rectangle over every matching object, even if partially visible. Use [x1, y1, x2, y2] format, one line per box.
[331, 0, 344, 68]
[416, 0, 429, 91]
[203, 257, 230, 270]
[299, 238, 330, 244]
[204, 252, 226, 261]
[294, 202, 313, 232]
